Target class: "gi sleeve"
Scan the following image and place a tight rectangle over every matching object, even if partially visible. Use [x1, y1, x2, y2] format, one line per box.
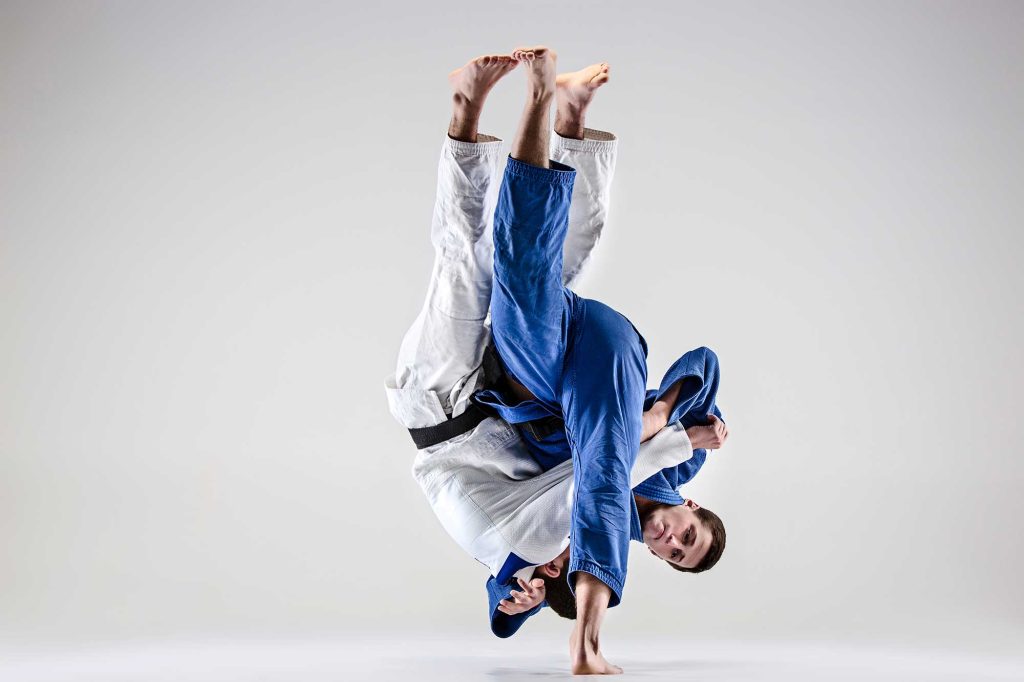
[561, 299, 649, 608]
[635, 346, 724, 500]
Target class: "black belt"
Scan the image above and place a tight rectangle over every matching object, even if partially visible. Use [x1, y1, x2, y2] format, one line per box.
[408, 403, 489, 449]
[407, 344, 561, 450]
[518, 414, 563, 441]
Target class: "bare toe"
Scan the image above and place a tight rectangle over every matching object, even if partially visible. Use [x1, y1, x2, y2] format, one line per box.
[449, 53, 519, 106]
[555, 61, 611, 109]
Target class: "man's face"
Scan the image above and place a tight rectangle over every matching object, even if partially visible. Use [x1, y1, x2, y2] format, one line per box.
[642, 500, 710, 570]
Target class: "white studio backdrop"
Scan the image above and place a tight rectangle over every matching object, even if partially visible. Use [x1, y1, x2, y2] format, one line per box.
[1, 0, 1022, 653]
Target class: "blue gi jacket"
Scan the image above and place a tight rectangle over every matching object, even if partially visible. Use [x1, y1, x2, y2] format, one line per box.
[475, 345, 723, 637]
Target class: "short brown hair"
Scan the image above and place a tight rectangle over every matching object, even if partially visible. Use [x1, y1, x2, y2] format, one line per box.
[538, 572, 577, 620]
[669, 506, 726, 574]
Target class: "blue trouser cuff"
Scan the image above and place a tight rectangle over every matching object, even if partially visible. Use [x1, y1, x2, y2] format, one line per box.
[504, 156, 577, 185]
[568, 558, 624, 608]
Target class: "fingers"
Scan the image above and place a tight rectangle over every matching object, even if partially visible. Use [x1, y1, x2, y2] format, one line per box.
[497, 589, 534, 615]
[705, 414, 729, 448]
[500, 578, 547, 616]
[499, 596, 528, 615]
[517, 577, 545, 600]
[510, 588, 536, 605]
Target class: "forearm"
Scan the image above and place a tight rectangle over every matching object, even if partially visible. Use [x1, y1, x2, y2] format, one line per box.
[570, 573, 612, 670]
[573, 571, 610, 631]
[639, 379, 684, 443]
[639, 403, 669, 442]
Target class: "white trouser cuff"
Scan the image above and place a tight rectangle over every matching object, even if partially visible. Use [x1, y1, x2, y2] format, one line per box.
[446, 133, 503, 156]
[553, 127, 617, 154]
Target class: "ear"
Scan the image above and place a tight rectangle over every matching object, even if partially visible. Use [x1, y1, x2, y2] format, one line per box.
[683, 498, 701, 510]
[537, 561, 560, 578]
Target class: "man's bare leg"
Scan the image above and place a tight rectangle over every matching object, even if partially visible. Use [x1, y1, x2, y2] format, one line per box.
[448, 55, 518, 143]
[555, 62, 610, 140]
[510, 46, 557, 168]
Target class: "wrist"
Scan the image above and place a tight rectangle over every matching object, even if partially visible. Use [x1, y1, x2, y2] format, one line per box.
[571, 623, 600, 651]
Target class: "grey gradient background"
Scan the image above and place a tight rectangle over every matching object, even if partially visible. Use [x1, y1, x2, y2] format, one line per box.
[2, 0, 1022, 658]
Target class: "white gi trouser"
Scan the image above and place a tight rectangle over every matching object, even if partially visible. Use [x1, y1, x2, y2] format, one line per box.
[385, 130, 693, 578]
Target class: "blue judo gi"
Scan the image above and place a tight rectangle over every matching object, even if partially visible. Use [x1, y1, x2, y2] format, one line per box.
[475, 157, 724, 637]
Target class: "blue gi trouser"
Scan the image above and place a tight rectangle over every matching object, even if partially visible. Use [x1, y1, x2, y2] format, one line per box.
[488, 156, 648, 605]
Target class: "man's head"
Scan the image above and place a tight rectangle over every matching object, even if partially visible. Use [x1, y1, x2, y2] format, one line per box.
[642, 499, 726, 573]
[534, 546, 576, 620]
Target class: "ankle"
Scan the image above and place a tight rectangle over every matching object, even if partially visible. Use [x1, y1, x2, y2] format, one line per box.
[555, 100, 587, 135]
[554, 114, 585, 141]
[554, 121, 584, 141]
[525, 88, 555, 107]
[449, 98, 483, 143]
[452, 93, 483, 119]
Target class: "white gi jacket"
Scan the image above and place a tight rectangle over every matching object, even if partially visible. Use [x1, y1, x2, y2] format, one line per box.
[412, 413, 694, 581]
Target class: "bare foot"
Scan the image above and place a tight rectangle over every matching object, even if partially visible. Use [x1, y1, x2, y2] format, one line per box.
[512, 45, 557, 102]
[448, 54, 518, 112]
[556, 62, 610, 114]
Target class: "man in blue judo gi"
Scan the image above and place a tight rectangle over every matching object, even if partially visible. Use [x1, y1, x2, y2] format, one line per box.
[477, 45, 735, 674]
[386, 47, 729, 675]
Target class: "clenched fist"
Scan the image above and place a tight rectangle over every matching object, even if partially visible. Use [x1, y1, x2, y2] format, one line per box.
[686, 414, 729, 450]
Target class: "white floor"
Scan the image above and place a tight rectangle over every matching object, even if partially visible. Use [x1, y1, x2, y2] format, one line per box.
[2, 635, 1022, 681]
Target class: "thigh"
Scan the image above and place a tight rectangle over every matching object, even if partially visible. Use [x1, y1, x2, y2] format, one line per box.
[387, 136, 503, 428]
[490, 157, 576, 406]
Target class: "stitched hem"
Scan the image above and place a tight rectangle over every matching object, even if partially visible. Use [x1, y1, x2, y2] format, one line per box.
[553, 127, 618, 153]
[446, 133, 503, 156]
[504, 156, 576, 185]
[568, 558, 624, 607]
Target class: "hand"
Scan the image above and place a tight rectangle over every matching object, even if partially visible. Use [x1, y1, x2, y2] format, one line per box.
[685, 414, 729, 450]
[569, 624, 622, 675]
[497, 577, 545, 615]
